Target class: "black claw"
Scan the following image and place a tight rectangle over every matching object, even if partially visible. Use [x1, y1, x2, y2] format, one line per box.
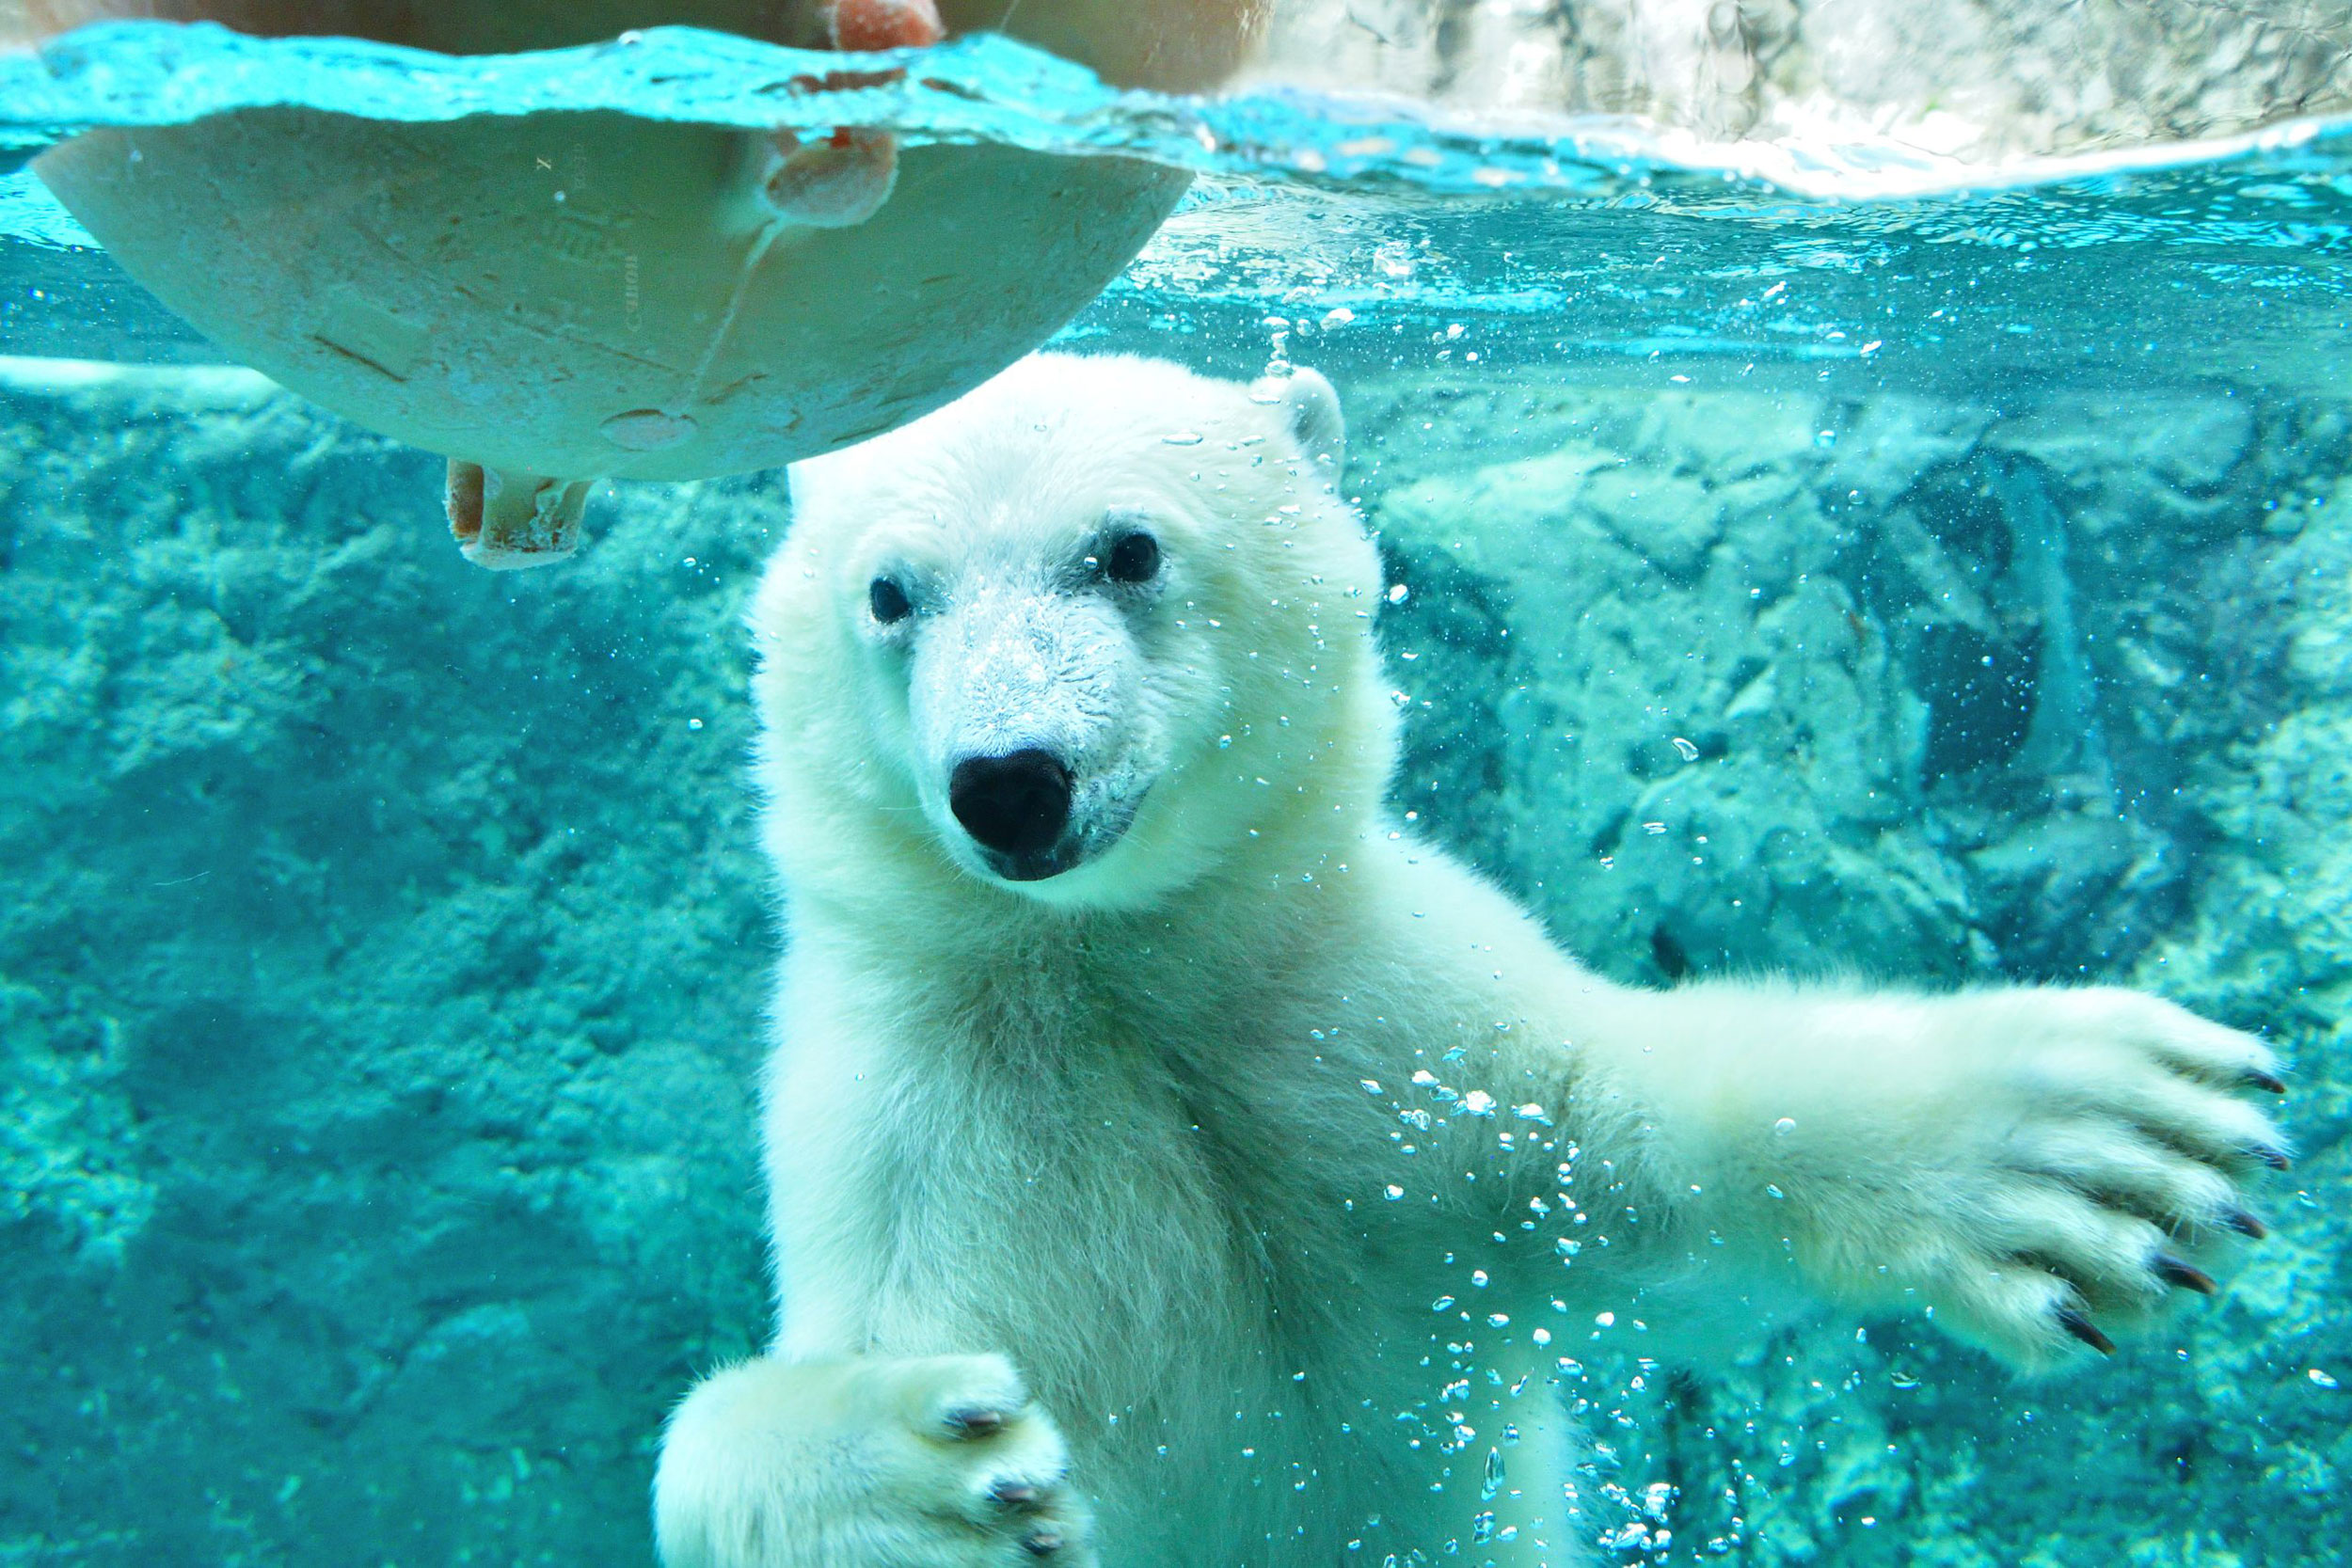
[943, 1407, 1007, 1440]
[2246, 1068, 2287, 1095]
[2153, 1252, 2218, 1296]
[2223, 1206, 2269, 1241]
[2252, 1145, 2294, 1172]
[1023, 1529, 1065, 1557]
[991, 1480, 1043, 1511]
[2057, 1305, 2115, 1355]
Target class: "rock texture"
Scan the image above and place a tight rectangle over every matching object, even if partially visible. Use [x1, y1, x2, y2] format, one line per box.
[0, 362, 775, 1565]
[1263, 0, 2352, 159]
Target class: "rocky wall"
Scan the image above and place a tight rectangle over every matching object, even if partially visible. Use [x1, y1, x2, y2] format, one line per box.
[1263, 0, 2352, 159]
[0, 363, 776, 1566]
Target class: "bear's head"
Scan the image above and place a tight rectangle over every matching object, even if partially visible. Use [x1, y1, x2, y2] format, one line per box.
[752, 353, 1396, 915]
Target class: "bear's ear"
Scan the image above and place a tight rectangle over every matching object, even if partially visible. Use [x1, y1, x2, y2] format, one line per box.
[1252, 366, 1344, 471]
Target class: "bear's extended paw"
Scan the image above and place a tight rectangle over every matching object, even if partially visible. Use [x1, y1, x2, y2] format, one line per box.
[654, 1353, 1095, 1568]
[1788, 987, 2287, 1370]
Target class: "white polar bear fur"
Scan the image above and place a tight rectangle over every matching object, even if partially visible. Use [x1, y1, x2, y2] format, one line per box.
[654, 353, 2286, 1568]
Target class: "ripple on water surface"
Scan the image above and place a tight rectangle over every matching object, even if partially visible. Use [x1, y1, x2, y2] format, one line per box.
[0, 20, 2346, 393]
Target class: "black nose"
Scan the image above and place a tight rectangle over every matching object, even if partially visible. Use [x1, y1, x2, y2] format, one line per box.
[948, 749, 1073, 860]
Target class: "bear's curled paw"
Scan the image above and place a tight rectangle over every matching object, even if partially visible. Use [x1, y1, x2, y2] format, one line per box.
[655, 1353, 1095, 1568]
[1785, 986, 2287, 1370]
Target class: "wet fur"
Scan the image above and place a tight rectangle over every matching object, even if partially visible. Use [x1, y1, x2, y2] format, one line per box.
[654, 354, 2283, 1568]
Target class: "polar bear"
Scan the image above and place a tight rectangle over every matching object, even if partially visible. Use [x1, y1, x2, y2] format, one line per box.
[653, 354, 2287, 1567]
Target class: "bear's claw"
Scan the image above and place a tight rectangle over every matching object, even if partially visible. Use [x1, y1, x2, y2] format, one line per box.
[2057, 1306, 2116, 1355]
[944, 1405, 1009, 1439]
[2153, 1253, 2218, 1295]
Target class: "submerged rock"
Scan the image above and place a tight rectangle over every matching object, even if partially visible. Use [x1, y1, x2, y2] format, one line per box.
[0, 357, 775, 1563]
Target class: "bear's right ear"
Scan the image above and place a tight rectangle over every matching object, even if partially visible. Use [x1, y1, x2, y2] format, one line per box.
[1253, 367, 1345, 472]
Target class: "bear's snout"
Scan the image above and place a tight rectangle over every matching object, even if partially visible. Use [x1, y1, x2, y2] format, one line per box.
[948, 749, 1073, 873]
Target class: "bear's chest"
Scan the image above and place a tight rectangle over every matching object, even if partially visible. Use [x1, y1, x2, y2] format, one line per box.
[795, 1015, 1453, 1541]
[763, 943, 1527, 1558]
[800, 1002, 1349, 1336]
[783, 966, 1388, 1300]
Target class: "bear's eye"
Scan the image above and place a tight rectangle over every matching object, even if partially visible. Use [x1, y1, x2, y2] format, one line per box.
[868, 576, 914, 625]
[1104, 530, 1161, 585]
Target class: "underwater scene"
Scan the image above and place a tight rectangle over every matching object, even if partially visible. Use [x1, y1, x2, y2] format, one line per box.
[3, 5, 2351, 1565]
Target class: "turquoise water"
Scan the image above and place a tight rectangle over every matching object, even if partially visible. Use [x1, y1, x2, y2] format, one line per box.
[2, 19, 2350, 1567]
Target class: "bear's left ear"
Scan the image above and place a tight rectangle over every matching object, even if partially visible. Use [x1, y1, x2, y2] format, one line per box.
[1253, 367, 1344, 471]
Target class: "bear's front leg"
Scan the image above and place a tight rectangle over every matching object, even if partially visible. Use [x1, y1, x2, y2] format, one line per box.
[1600, 982, 2288, 1370]
[654, 1353, 1095, 1568]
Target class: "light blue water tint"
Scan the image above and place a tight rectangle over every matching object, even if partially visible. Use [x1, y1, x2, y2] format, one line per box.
[2, 18, 2348, 1568]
